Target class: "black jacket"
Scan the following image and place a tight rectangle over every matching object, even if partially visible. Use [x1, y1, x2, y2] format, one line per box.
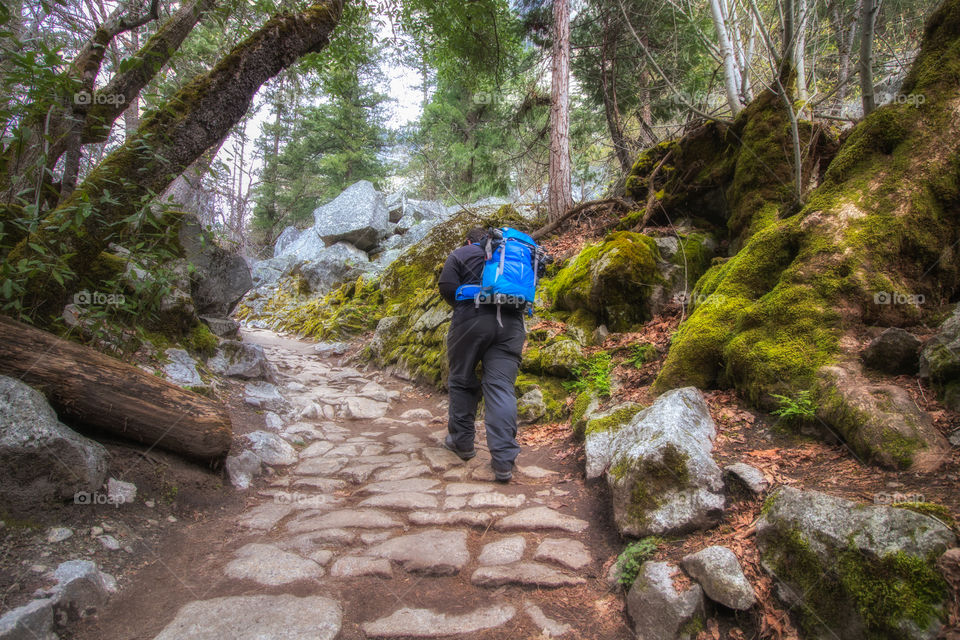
[438, 243, 523, 314]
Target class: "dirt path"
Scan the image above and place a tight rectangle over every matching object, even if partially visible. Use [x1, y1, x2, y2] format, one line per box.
[77, 328, 630, 639]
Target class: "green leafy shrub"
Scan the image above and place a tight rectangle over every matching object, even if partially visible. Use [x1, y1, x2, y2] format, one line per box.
[616, 536, 662, 587]
[565, 351, 613, 397]
[771, 389, 817, 426]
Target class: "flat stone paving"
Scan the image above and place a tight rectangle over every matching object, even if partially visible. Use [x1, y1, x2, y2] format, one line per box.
[149, 327, 611, 639]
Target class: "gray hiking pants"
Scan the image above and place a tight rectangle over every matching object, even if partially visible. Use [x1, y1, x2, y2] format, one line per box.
[446, 306, 525, 472]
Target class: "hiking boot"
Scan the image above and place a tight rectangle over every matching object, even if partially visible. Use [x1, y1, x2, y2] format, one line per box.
[442, 435, 476, 461]
[492, 467, 513, 483]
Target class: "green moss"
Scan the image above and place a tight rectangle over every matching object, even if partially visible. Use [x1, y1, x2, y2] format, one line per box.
[611, 443, 690, 531]
[763, 527, 949, 638]
[584, 403, 644, 436]
[545, 232, 662, 332]
[187, 322, 218, 357]
[679, 615, 705, 637]
[892, 502, 956, 527]
[515, 373, 569, 422]
[570, 390, 598, 438]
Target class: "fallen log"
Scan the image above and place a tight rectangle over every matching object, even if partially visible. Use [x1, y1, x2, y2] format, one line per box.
[0, 315, 232, 461]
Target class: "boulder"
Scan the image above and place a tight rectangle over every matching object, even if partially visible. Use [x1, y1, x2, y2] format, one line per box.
[42, 560, 117, 623]
[243, 382, 285, 411]
[517, 388, 546, 424]
[919, 305, 960, 382]
[861, 327, 921, 374]
[680, 546, 756, 610]
[273, 226, 302, 257]
[179, 214, 252, 316]
[369, 316, 402, 359]
[583, 402, 645, 479]
[626, 561, 706, 640]
[0, 376, 107, 504]
[814, 363, 949, 471]
[311, 180, 391, 251]
[604, 387, 724, 536]
[756, 486, 956, 640]
[297, 242, 374, 294]
[243, 431, 297, 467]
[536, 339, 583, 378]
[163, 348, 204, 388]
[546, 232, 662, 332]
[199, 315, 240, 338]
[207, 341, 277, 382]
[570, 391, 601, 438]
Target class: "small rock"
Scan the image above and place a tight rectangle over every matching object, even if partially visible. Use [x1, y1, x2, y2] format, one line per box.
[163, 348, 204, 387]
[46, 527, 73, 543]
[0, 598, 56, 640]
[89, 526, 104, 537]
[407, 511, 498, 528]
[366, 530, 469, 575]
[362, 604, 515, 637]
[107, 478, 137, 505]
[524, 600, 573, 637]
[478, 537, 526, 566]
[166, 515, 177, 523]
[98, 535, 121, 551]
[330, 556, 393, 578]
[243, 381, 285, 410]
[225, 450, 261, 490]
[467, 492, 526, 508]
[224, 543, 324, 586]
[359, 492, 439, 510]
[286, 509, 402, 532]
[534, 538, 592, 570]
[471, 562, 586, 588]
[681, 546, 756, 610]
[152, 595, 341, 640]
[861, 327, 921, 375]
[144, 500, 155, 508]
[494, 507, 588, 533]
[723, 463, 769, 496]
[342, 397, 389, 420]
[244, 431, 297, 466]
[399, 408, 433, 421]
[314, 342, 350, 356]
[361, 478, 441, 494]
[263, 412, 284, 430]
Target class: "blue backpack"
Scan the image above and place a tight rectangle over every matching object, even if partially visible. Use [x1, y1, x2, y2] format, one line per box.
[455, 227, 545, 319]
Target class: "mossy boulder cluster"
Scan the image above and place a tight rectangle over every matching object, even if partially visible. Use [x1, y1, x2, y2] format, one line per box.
[757, 486, 956, 640]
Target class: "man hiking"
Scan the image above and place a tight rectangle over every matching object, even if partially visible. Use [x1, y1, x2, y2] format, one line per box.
[437, 228, 527, 482]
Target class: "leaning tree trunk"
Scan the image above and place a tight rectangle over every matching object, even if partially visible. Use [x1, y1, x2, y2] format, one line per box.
[4, 1, 344, 323]
[652, 0, 960, 471]
[859, 0, 880, 115]
[548, 0, 574, 222]
[0, 316, 231, 460]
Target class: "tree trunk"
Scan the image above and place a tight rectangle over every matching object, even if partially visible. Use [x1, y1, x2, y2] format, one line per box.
[860, 0, 880, 115]
[6, 1, 344, 322]
[1, 0, 211, 207]
[709, 0, 744, 115]
[0, 316, 231, 461]
[548, 0, 573, 223]
[599, 14, 631, 174]
[794, 0, 809, 101]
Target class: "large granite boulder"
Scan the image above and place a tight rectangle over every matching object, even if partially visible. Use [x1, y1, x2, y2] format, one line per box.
[603, 387, 724, 537]
[312, 180, 391, 251]
[297, 242, 374, 294]
[756, 486, 956, 640]
[920, 305, 960, 382]
[179, 214, 252, 316]
[273, 226, 302, 257]
[0, 376, 108, 504]
[814, 363, 949, 471]
[583, 402, 645, 479]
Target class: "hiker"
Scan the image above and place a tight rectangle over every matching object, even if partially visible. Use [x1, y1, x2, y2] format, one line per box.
[437, 227, 527, 482]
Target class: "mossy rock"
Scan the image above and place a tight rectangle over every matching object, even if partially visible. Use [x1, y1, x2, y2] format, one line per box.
[544, 231, 663, 332]
[756, 486, 955, 640]
[515, 373, 569, 422]
[538, 337, 583, 378]
[570, 390, 601, 439]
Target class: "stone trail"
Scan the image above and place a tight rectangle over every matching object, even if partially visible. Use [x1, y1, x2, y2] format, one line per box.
[143, 328, 619, 639]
